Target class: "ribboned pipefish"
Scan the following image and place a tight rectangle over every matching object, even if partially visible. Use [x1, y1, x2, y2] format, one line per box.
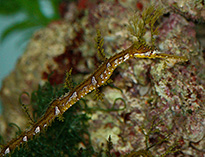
[0, 42, 188, 156]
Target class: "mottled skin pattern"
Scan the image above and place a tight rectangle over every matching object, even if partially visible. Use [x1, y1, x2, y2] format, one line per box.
[0, 43, 187, 156]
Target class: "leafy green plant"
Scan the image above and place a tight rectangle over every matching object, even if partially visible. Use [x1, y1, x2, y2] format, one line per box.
[0, 0, 61, 41]
[9, 81, 94, 156]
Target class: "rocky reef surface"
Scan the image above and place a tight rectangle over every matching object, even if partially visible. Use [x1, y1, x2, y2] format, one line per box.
[0, 0, 204, 156]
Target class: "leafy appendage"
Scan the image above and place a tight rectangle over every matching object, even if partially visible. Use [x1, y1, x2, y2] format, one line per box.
[125, 150, 153, 157]
[128, 14, 146, 43]
[128, 5, 164, 47]
[93, 88, 104, 101]
[64, 68, 74, 90]
[95, 29, 107, 61]
[102, 78, 113, 87]
[57, 114, 65, 122]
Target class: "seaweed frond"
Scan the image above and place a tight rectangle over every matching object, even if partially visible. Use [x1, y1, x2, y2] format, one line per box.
[138, 116, 181, 156]
[161, 142, 181, 157]
[140, 117, 163, 149]
[105, 135, 113, 157]
[19, 92, 34, 125]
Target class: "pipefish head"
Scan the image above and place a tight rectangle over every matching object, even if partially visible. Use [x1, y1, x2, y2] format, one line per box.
[130, 43, 188, 62]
